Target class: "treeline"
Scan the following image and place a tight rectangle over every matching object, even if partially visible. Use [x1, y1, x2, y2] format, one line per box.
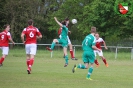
[0, 0, 133, 43]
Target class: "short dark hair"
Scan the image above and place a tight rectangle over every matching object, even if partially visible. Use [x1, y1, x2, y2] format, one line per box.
[91, 27, 96, 33]
[61, 20, 66, 25]
[65, 18, 69, 21]
[28, 19, 33, 25]
[3, 24, 10, 29]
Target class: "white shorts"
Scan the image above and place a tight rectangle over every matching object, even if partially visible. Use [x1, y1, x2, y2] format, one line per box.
[0, 47, 9, 55]
[59, 35, 71, 44]
[94, 50, 103, 57]
[67, 36, 71, 45]
[25, 44, 37, 55]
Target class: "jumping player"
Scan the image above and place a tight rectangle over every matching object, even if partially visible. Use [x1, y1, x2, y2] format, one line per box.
[94, 33, 109, 67]
[46, 17, 69, 67]
[72, 27, 101, 80]
[21, 19, 42, 74]
[58, 18, 77, 60]
[0, 24, 15, 66]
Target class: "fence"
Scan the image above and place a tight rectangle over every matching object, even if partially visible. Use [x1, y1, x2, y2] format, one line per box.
[9, 43, 133, 60]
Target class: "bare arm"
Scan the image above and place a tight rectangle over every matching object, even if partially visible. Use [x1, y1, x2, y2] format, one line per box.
[103, 41, 108, 49]
[54, 17, 63, 27]
[36, 35, 42, 39]
[68, 30, 71, 34]
[92, 46, 101, 52]
[9, 38, 15, 45]
[21, 33, 25, 44]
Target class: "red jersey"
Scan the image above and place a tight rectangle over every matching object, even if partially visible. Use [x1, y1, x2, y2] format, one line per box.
[22, 26, 41, 44]
[0, 30, 11, 47]
[58, 28, 62, 35]
[95, 38, 104, 49]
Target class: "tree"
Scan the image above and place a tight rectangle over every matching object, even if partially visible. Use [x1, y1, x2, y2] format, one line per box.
[0, 0, 133, 43]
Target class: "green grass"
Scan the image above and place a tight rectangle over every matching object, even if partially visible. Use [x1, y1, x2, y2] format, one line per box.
[0, 49, 133, 88]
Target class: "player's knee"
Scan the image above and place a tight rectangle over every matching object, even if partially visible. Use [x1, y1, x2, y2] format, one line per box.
[53, 39, 57, 42]
[69, 44, 73, 49]
[85, 64, 89, 69]
[2, 55, 7, 58]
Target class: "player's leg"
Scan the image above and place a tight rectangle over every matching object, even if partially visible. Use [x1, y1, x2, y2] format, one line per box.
[26, 54, 30, 67]
[86, 53, 95, 80]
[25, 44, 31, 74]
[0, 54, 6, 66]
[63, 47, 69, 67]
[0, 47, 8, 66]
[26, 54, 31, 74]
[99, 50, 108, 67]
[72, 51, 88, 73]
[29, 54, 35, 68]
[46, 39, 59, 51]
[67, 36, 77, 60]
[69, 44, 78, 60]
[28, 44, 37, 72]
[100, 56, 108, 67]
[94, 50, 99, 67]
[86, 63, 94, 80]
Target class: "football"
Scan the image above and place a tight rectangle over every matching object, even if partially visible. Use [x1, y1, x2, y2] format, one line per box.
[71, 19, 77, 24]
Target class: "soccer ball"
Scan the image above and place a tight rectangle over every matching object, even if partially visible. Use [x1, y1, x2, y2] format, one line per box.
[71, 19, 77, 24]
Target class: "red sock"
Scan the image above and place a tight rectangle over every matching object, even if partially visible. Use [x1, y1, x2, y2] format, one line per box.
[102, 57, 107, 64]
[0, 57, 5, 64]
[94, 59, 99, 65]
[26, 60, 30, 67]
[70, 50, 74, 58]
[29, 58, 34, 67]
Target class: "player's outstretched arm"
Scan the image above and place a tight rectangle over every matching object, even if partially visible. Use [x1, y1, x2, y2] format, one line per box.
[54, 17, 63, 27]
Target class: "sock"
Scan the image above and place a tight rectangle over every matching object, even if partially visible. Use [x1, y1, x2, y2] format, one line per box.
[70, 50, 74, 58]
[50, 42, 56, 50]
[26, 60, 30, 67]
[94, 59, 99, 65]
[87, 66, 94, 78]
[0, 57, 5, 64]
[29, 58, 34, 67]
[102, 57, 107, 64]
[64, 55, 68, 64]
[77, 64, 86, 69]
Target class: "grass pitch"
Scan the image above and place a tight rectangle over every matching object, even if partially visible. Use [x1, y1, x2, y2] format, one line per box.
[0, 49, 133, 88]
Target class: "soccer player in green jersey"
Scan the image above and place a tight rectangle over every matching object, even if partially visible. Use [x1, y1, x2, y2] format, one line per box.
[72, 27, 101, 80]
[46, 17, 69, 67]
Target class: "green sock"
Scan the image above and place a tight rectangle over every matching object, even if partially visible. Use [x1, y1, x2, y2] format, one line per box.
[77, 64, 86, 69]
[87, 66, 93, 78]
[50, 42, 55, 50]
[64, 55, 68, 64]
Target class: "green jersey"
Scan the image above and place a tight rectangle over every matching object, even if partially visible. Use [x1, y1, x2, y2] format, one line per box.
[60, 25, 68, 40]
[82, 34, 96, 51]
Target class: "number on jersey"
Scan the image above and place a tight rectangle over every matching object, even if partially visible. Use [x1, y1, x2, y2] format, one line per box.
[29, 31, 34, 38]
[1, 35, 4, 40]
[85, 39, 88, 46]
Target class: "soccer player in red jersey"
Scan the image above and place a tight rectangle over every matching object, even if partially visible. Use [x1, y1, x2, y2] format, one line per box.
[58, 18, 77, 60]
[21, 19, 42, 74]
[0, 24, 15, 66]
[94, 33, 109, 67]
